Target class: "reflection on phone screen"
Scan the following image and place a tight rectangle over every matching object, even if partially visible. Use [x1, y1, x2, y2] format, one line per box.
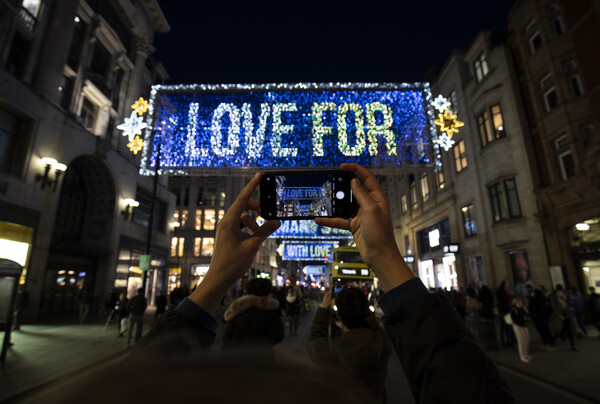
[275, 175, 333, 218]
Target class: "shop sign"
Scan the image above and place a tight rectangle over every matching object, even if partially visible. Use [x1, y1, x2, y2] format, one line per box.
[443, 244, 459, 254]
[404, 255, 415, 263]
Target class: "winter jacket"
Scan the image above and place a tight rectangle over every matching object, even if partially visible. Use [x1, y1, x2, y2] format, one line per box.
[128, 295, 147, 316]
[142, 278, 514, 403]
[222, 295, 284, 349]
[307, 308, 392, 404]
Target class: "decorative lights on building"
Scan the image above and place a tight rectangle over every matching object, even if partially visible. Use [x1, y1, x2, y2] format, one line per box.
[117, 97, 151, 155]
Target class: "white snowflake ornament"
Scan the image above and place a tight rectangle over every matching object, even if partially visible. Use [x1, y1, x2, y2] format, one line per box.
[432, 95, 451, 112]
[434, 133, 455, 151]
[117, 111, 148, 141]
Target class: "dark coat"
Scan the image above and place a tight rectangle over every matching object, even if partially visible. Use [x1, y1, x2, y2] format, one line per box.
[307, 308, 392, 404]
[223, 295, 284, 349]
[128, 295, 147, 316]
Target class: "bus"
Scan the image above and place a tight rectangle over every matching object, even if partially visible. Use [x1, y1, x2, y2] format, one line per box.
[331, 246, 374, 295]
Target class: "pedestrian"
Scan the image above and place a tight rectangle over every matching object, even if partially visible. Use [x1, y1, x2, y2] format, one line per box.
[77, 284, 92, 324]
[307, 288, 392, 404]
[12, 285, 29, 331]
[285, 286, 301, 336]
[510, 297, 532, 362]
[127, 288, 147, 345]
[588, 287, 600, 336]
[549, 288, 579, 351]
[464, 288, 481, 340]
[529, 288, 555, 351]
[114, 292, 128, 337]
[43, 163, 515, 403]
[153, 291, 167, 326]
[496, 277, 516, 348]
[222, 278, 284, 350]
[566, 287, 586, 336]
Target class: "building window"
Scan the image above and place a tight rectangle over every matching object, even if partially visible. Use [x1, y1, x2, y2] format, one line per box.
[554, 134, 569, 150]
[401, 194, 408, 213]
[477, 104, 506, 147]
[404, 235, 412, 255]
[503, 179, 521, 218]
[420, 173, 430, 202]
[529, 31, 542, 54]
[448, 90, 459, 115]
[80, 97, 98, 132]
[473, 52, 489, 82]
[218, 209, 225, 224]
[461, 204, 477, 237]
[557, 150, 575, 180]
[219, 191, 226, 207]
[569, 75, 583, 96]
[410, 184, 418, 209]
[564, 59, 577, 72]
[0, 107, 21, 173]
[201, 238, 214, 256]
[436, 170, 445, 190]
[195, 209, 202, 230]
[203, 209, 216, 230]
[453, 140, 467, 172]
[543, 87, 558, 111]
[180, 210, 188, 228]
[171, 237, 184, 257]
[194, 237, 201, 257]
[539, 74, 552, 88]
[203, 188, 217, 206]
[552, 17, 564, 35]
[488, 178, 522, 222]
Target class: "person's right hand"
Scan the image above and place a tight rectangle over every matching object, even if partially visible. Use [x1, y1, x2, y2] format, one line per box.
[316, 163, 414, 291]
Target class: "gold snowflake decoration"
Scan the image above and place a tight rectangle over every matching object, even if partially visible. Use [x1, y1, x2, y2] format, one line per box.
[131, 97, 150, 116]
[434, 109, 464, 137]
[128, 136, 144, 155]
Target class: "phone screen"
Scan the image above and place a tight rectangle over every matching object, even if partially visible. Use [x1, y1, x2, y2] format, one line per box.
[260, 171, 356, 220]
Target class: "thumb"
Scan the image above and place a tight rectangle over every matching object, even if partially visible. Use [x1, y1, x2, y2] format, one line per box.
[252, 220, 281, 243]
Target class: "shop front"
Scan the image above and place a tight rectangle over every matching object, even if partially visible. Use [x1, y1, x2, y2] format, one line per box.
[570, 217, 600, 292]
[0, 220, 34, 284]
[416, 219, 459, 291]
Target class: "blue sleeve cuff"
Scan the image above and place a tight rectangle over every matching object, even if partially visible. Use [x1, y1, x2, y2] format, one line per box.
[174, 297, 219, 333]
[377, 277, 429, 316]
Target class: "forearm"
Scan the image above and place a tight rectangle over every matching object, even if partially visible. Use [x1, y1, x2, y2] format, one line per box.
[308, 307, 331, 341]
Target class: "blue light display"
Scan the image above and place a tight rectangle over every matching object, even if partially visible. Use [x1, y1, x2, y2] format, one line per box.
[269, 220, 352, 239]
[303, 265, 327, 276]
[282, 241, 338, 261]
[140, 83, 437, 175]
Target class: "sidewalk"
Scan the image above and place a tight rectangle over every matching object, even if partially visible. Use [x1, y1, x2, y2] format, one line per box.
[486, 323, 600, 403]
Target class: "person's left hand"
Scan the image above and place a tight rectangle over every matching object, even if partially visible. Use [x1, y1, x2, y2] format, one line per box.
[189, 173, 280, 313]
[321, 290, 333, 309]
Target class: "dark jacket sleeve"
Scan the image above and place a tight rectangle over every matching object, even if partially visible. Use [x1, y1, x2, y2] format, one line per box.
[383, 291, 515, 403]
[306, 307, 340, 365]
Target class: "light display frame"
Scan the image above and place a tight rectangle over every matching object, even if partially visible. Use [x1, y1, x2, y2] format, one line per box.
[139, 83, 442, 175]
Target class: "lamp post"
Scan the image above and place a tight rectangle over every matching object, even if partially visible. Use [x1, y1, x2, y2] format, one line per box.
[141, 141, 160, 293]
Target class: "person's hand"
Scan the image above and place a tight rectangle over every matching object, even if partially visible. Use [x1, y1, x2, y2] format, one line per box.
[316, 163, 414, 291]
[321, 290, 333, 309]
[189, 173, 280, 313]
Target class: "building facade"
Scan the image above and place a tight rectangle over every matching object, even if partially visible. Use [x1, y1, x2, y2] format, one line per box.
[507, 0, 600, 291]
[0, 0, 173, 321]
[388, 31, 549, 295]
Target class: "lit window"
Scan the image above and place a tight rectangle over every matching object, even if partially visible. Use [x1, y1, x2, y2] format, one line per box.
[170, 237, 177, 257]
[181, 210, 188, 227]
[201, 238, 214, 256]
[453, 140, 468, 173]
[473, 52, 489, 82]
[219, 191, 226, 207]
[401, 194, 408, 213]
[544, 87, 558, 111]
[529, 32, 542, 54]
[203, 209, 216, 230]
[194, 237, 201, 257]
[420, 173, 430, 202]
[195, 209, 202, 230]
[218, 209, 225, 223]
[177, 237, 185, 257]
[436, 170, 445, 189]
[490, 104, 506, 138]
[461, 204, 477, 237]
[478, 104, 506, 147]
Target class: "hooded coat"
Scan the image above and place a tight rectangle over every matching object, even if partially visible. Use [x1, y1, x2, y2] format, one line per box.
[222, 294, 284, 349]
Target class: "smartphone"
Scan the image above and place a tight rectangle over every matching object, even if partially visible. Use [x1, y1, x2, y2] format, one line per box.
[260, 170, 357, 220]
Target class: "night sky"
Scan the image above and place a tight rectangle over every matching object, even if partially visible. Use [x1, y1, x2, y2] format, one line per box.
[154, 1, 514, 85]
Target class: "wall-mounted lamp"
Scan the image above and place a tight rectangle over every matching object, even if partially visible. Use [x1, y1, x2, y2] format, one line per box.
[36, 157, 67, 192]
[122, 198, 140, 220]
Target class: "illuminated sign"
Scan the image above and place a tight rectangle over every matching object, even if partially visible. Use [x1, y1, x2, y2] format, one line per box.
[443, 244, 460, 254]
[269, 220, 352, 239]
[303, 265, 327, 275]
[428, 229, 440, 248]
[282, 241, 338, 261]
[339, 268, 371, 277]
[140, 83, 438, 175]
[404, 255, 415, 264]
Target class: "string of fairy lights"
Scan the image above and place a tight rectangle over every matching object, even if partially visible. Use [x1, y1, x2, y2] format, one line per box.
[116, 84, 465, 174]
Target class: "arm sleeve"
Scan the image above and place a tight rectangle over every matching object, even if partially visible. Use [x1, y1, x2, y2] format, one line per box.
[380, 280, 515, 403]
[306, 307, 339, 365]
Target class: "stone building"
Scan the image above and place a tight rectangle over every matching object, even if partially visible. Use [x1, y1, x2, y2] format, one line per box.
[507, 0, 600, 291]
[0, 0, 173, 321]
[388, 31, 549, 294]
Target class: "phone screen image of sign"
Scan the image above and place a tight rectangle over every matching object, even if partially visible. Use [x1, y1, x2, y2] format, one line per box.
[276, 175, 333, 217]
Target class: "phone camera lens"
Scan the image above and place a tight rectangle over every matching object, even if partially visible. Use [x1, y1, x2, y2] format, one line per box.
[336, 191, 345, 200]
